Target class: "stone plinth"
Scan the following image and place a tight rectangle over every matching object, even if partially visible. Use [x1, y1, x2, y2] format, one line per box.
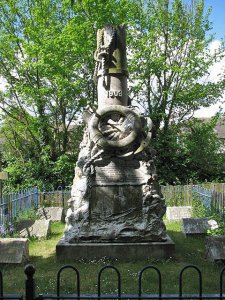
[205, 236, 225, 261]
[0, 238, 29, 264]
[166, 206, 192, 221]
[56, 236, 175, 262]
[182, 218, 218, 236]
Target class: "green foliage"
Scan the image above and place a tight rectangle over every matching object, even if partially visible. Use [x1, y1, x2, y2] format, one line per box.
[192, 193, 225, 236]
[207, 212, 225, 236]
[128, 0, 225, 136]
[192, 196, 208, 218]
[154, 125, 188, 184]
[16, 207, 37, 222]
[155, 116, 225, 184]
[0, 0, 139, 190]
[182, 117, 225, 182]
[0, 0, 224, 189]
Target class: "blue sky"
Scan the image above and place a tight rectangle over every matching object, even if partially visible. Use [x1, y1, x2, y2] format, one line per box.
[205, 0, 225, 40]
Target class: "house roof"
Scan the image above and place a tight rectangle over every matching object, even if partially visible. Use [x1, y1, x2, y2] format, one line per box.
[215, 119, 225, 139]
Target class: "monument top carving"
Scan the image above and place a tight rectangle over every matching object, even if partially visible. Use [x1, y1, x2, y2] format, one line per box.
[57, 24, 169, 251]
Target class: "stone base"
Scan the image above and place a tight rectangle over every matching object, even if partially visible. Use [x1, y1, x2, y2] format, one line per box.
[56, 236, 175, 261]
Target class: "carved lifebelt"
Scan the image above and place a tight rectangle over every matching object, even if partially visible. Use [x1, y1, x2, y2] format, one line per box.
[89, 105, 142, 149]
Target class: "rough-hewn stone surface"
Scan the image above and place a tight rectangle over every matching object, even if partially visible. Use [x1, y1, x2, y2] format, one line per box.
[64, 143, 167, 243]
[0, 238, 29, 264]
[182, 218, 218, 236]
[166, 206, 192, 221]
[205, 236, 225, 261]
[60, 25, 169, 253]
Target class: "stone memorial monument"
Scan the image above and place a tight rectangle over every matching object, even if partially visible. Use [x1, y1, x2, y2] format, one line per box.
[56, 25, 174, 260]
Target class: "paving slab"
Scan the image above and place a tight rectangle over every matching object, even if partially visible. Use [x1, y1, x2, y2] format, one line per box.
[182, 218, 218, 236]
[37, 207, 65, 222]
[0, 238, 29, 264]
[166, 206, 192, 221]
[19, 219, 51, 239]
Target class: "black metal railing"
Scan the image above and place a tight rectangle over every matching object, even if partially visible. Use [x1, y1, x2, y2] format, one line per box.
[1, 265, 225, 300]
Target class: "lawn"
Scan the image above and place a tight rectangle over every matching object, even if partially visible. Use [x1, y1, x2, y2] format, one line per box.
[0, 221, 224, 296]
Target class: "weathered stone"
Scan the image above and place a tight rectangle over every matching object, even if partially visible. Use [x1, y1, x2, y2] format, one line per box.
[205, 236, 225, 261]
[58, 25, 174, 259]
[95, 25, 128, 108]
[0, 238, 29, 264]
[56, 236, 175, 262]
[16, 219, 35, 232]
[37, 207, 65, 222]
[182, 218, 218, 236]
[19, 219, 51, 239]
[166, 206, 192, 221]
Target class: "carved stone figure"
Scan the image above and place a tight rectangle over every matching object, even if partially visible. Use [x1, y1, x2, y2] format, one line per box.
[64, 25, 167, 243]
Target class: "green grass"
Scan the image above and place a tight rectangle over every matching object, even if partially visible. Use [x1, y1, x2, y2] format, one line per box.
[0, 221, 224, 296]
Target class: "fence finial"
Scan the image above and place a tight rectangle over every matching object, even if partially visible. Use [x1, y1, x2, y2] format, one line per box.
[24, 264, 36, 300]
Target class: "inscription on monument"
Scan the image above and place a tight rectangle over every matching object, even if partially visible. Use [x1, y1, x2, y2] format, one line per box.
[94, 160, 148, 186]
[107, 90, 122, 98]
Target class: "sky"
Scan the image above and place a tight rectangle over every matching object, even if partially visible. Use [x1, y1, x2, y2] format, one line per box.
[194, 0, 225, 118]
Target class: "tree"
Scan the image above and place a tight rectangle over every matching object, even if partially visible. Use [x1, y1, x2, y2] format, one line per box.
[125, 0, 225, 183]
[0, 0, 139, 190]
[127, 0, 225, 137]
[0, 0, 93, 189]
[0, 0, 224, 189]
[155, 115, 225, 184]
[182, 116, 225, 182]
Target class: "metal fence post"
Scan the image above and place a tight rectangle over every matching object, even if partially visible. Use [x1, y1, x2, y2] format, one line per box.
[24, 264, 36, 300]
[34, 187, 39, 208]
[0, 270, 3, 298]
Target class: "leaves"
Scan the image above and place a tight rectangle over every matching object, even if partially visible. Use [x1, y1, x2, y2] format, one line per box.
[128, 0, 225, 135]
[0, 0, 224, 189]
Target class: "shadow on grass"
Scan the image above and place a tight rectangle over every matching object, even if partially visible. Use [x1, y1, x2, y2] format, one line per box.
[167, 228, 206, 264]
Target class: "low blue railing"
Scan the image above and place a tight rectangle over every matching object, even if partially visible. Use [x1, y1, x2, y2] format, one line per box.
[0, 187, 38, 228]
[192, 185, 225, 217]
[0, 186, 71, 228]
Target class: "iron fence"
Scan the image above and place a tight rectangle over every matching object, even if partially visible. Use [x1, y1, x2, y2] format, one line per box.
[0, 187, 71, 227]
[192, 185, 225, 217]
[0, 265, 225, 300]
[0, 183, 224, 227]
[0, 187, 38, 229]
[161, 183, 225, 215]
